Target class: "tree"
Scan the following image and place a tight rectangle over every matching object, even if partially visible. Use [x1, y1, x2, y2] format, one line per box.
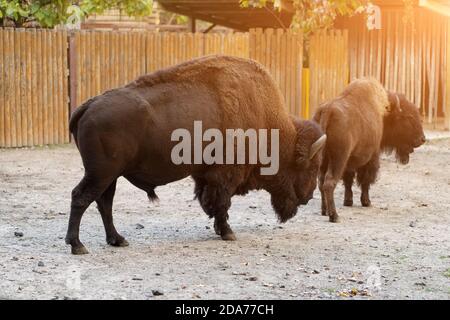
[241, 0, 368, 35]
[0, 0, 153, 28]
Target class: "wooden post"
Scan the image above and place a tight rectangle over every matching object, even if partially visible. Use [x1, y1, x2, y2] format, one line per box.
[189, 17, 196, 33]
[69, 32, 78, 115]
[445, 21, 450, 130]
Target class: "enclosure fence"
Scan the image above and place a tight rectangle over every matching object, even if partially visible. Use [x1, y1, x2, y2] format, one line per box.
[309, 30, 349, 116]
[0, 28, 69, 147]
[0, 26, 448, 148]
[346, 9, 449, 127]
[71, 31, 250, 109]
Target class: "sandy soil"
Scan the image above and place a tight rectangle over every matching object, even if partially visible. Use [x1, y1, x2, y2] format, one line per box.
[0, 138, 449, 300]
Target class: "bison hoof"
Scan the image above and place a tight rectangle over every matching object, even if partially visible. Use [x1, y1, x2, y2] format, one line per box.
[71, 245, 89, 255]
[107, 236, 129, 247]
[343, 199, 353, 206]
[361, 199, 371, 207]
[221, 233, 237, 241]
[329, 214, 340, 223]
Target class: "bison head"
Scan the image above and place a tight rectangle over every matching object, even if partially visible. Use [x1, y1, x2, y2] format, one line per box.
[382, 92, 426, 164]
[270, 120, 326, 222]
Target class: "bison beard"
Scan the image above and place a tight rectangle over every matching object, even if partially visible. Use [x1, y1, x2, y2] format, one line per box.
[66, 55, 326, 255]
[314, 78, 425, 223]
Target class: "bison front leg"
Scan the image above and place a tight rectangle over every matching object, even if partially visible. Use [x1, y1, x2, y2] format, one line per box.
[213, 212, 236, 241]
[322, 151, 348, 223]
[343, 171, 355, 206]
[195, 181, 236, 241]
[96, 179, 128, 247]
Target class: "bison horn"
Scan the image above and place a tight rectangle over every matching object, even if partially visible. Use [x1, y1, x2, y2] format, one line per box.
[395, 94, 402, 112]
[309, 134, 327, 160]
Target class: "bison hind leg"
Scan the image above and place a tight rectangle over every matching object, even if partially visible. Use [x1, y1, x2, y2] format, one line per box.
[343, 170, 355, 207]
[67, 175, 115, 255]
[96, 179, 129, 248]
[356, 155, 380, 207]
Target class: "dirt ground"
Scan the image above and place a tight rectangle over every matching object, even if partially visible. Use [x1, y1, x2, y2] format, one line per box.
[0, 137, 449, 300]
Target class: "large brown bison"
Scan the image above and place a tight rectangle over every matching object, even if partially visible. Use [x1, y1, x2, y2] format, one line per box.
[313, 78, 425, 223]
[66, 55, 326, 254]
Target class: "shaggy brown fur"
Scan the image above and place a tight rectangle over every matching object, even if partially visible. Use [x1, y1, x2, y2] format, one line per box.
[67, 55, 326, 254]
[313, 78, 425, 222]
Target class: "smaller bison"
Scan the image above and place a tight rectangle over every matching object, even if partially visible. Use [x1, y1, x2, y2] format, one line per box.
[313, 78, 425, 222]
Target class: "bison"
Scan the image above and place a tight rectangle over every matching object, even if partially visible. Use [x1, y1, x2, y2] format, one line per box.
[66, 55, 326, 254]
[313, 78, 425, 223]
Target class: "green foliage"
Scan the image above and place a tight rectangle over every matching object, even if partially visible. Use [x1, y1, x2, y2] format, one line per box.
[241, 0, 368, 35]
[291, 0, 366, 35]
[0, 0, 153, 28]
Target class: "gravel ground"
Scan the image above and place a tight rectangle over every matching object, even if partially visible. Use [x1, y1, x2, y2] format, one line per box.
[0, 137, 449, 300]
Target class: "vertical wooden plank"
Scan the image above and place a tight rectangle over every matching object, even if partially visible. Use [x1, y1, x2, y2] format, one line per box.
[4, 29, 12, 147]
[115, 33, 121, 87]
[309, 33, 316, 114]
[36, 30, 43, 145]
[100, 31, 106, 91]
[88, 32, 95, 98]
[56, 30, 64, 143]
[295, 32, 303, 117]
[25, 30, 33, 146]
[0, 30, 4, 147]
[79, 31, 85, 103]
[19, 29, 27, 146]
[62, 30, 69, 143]
[445, 20, 450, 129]
[401, 17, 407, 94]
[51, 30, 59, 144]
[74, 31, 81, 108]
[146, 32, 152, 73]
[429, 20, 436, 123]
[376, 29, 382, 81]
[42, 30, 49, 145]
[274, 29, 281, 88]
[19, 30, 28, 146]
[13, 29, 21, 146]
[285, 30, 292, 113]
[48, 30, 56, 145]
[385, 12, 392, 89]
[290, 31, 297, 115]
[393, 11, 400, 91]
[279, 30, 286, 103]
[415, 14, 422, 109]
[52, 30, 59, 144]
[96, 32, 102, 94]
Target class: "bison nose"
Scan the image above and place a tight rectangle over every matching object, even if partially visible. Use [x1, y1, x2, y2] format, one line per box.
[416, 135, 426, 147]
[421, 136, 426, 144]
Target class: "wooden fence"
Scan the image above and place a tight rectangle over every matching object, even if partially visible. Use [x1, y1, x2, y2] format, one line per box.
[345, 9, 448, 126]
[71, 31, 249, 110]
[0, 28, 69, 148]
[7, 24, 444, 148]
[249, 28, 303, 116]
[308, 30, 349, 116]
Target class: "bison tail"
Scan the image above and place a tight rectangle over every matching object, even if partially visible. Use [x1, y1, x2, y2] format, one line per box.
[69, 98, 94, 145]
[147, 190, 159, 203]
